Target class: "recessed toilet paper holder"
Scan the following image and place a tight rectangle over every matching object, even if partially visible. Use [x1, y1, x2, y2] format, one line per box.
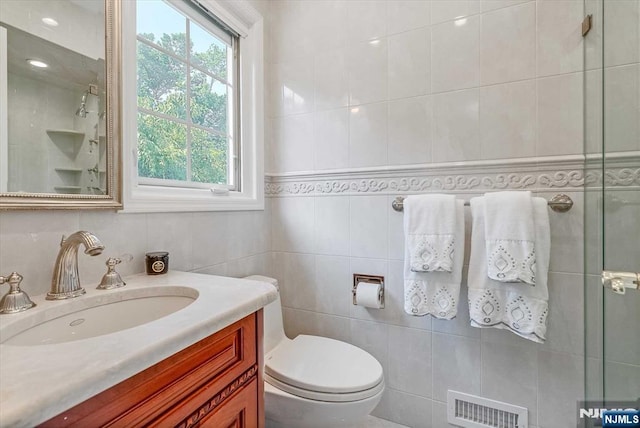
[352, 274, 385, 308]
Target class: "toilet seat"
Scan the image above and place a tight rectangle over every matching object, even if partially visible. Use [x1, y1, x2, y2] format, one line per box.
[264, 335, 384, 403]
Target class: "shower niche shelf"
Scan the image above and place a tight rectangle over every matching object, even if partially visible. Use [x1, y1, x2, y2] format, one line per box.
[46, 129, 85, 137]
[54, 168, 83, 174]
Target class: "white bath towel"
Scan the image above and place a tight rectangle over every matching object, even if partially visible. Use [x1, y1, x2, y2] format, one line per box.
[484, 191, 536, 285]
[404, 198, 464, 319]
[468, 196, 550, 343]
[404, 194, 457, 273]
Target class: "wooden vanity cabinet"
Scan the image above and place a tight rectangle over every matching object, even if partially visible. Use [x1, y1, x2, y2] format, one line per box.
[41, 311, 264, 428]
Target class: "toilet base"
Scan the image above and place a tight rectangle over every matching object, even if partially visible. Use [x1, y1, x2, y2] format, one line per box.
[264, 380, 384, 428]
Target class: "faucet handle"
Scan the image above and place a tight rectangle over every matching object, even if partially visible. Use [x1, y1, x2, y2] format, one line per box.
[97, 257, 127, 290]
[0, 272, 36, 314]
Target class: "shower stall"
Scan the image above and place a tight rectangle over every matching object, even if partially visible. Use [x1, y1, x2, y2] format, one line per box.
[583, 0, 640, 415]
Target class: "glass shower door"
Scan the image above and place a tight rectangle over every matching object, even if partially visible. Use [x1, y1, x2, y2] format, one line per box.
[584, 0, 640, 413]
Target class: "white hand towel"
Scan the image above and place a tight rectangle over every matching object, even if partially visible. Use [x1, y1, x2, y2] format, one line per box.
[404, 198, 464, 319]
[404, 194, 457, 273]
[484, 191, 536, 285]
[468, 196, 550, 343]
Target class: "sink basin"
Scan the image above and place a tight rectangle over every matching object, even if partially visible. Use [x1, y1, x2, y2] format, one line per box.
[1, 286, 198, 346]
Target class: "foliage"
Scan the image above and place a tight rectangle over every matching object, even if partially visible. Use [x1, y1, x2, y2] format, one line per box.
[137, 31, 229, 184]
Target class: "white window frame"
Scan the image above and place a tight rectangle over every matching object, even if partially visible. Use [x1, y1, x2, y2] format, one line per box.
[121, 0, 264, 213]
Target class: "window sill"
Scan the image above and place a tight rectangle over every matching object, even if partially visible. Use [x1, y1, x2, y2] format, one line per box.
[119, 184, 263, 213]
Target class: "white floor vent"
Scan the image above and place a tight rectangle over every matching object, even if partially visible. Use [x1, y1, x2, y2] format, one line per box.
[447, 391, 528, 428]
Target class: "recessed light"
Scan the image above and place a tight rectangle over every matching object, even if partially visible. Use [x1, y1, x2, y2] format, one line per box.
[42, 17, 59, 27]
[27, 59, 48, 68]
[369, 39, 381, 46]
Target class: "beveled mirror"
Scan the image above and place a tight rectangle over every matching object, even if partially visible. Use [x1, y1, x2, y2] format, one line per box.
[0, 0, 121, 209]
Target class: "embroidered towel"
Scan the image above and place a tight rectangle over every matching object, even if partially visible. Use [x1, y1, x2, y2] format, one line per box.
[404, 198, 464, 319]
[484, 191, 536, 285]
[404, 194, 457, 273]
[468, 196, 550, 343]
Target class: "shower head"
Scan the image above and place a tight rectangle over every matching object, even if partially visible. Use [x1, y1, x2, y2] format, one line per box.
[75, 91, 89, 118]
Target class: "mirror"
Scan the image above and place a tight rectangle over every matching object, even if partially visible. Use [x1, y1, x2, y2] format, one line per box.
[0, 0, 121, 209]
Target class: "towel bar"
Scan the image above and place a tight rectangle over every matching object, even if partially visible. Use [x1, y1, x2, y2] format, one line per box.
[391, 193, 573, 213]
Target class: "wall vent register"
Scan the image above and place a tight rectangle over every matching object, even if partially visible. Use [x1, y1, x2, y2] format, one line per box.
[447, 390, 528, 428]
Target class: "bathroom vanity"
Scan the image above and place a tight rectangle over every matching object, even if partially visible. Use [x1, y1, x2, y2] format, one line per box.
[0, 272, 278, 427]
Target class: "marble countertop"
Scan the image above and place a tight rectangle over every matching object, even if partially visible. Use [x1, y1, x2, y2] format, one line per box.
[0, 271, 278, 428]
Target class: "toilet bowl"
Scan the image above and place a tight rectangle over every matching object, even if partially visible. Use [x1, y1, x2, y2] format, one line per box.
[244, 275, 385, 428]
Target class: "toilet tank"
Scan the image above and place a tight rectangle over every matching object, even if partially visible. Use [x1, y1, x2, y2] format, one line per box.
[243, 275, 286, 354]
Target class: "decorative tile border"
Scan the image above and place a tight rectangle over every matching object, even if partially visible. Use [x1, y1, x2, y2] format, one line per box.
[265, 155, 640, 196]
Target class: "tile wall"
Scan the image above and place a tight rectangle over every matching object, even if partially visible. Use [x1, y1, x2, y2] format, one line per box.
[266, 1, 590, 427]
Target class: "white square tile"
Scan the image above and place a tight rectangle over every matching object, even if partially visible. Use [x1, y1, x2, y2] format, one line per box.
[539, 273, 585, 356]
[432, 89, 480, 162]
[272, 114, 314, 173]
[274, 251, 316, 310]
[604, 361, 640, 401]
[349, 102, 388, 168]
[603, 0, 640, 67]
[432, 333, 482, 401]
[536, 0, 584, 77]
[271, 60, 315, 117]
[314, 108, 349, 170]
[146, 213, 193, 272]
[537, 351, 584, 428]
[387, 0, 431, 35]
[269, 1, 315, 63]
[349, 39, 388, 106]
[315, 255, 351, 316]
[431, 16, 480, 93]
[431, 0, 481, 25]
[537, 73, 584, 156]
[188, 212, 229, 270]
[314, 49, 349, 111]
[604, 64, 640, 152]
[372, 389, 432, 428]
[310, 1, 348, 53]
[350, 196, 389, 259]
[481, 341, 538, 426]
[271, 197, 315, 253]
[479, 80, 536, 160]
[314, 196, 350, 256]
[480, 1, 535, 85]
[349, 318, 389, 371]
[388, 27, 429, 100]
[346, 0, 387, 42]
[388, 97, 431, 165]
[388, 326, 433, 398]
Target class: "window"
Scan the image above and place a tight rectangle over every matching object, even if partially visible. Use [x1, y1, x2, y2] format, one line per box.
[136, 0, 239, 190]
[121, 0, 264, 213]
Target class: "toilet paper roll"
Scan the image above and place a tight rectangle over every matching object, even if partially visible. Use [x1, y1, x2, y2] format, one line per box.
[355, 282, 383, 309]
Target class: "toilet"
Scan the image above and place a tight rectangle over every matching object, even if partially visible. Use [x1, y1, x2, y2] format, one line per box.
[244, 275, 385, 428]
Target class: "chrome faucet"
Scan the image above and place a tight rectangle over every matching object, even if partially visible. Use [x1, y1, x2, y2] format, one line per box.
[47, 231, 105, 300]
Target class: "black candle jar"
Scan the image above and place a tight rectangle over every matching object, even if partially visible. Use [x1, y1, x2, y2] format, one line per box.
[145, 251, 169, 275]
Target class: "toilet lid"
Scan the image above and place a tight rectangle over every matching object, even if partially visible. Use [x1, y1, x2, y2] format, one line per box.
[265, 335, 383, 397]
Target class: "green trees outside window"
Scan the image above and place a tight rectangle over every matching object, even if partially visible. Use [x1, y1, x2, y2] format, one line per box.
[136, 4, 234, 186]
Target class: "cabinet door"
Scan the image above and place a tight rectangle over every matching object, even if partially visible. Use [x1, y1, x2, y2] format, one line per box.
[197, 378, 259, 428]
